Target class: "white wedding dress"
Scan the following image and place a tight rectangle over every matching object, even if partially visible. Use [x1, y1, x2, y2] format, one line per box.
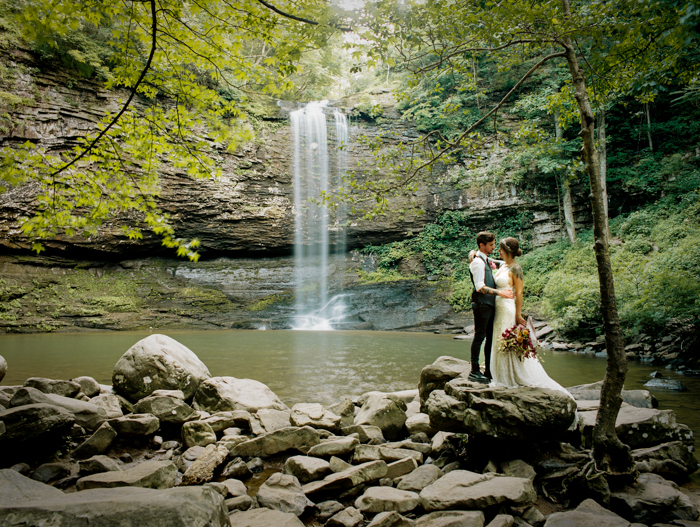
[490, 265, 574, 399]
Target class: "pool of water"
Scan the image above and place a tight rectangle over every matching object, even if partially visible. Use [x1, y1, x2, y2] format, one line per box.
[1, 329, 698, 455]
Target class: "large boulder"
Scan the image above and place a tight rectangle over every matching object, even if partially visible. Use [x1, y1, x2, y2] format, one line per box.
[229, 426, 321, 458]
[11, 387, 107, 431]
[112, 334, 211, 402]
[568, 381, 657, 409]
[352, 445, 423, 465]
[354, 394, 407, 441]
[73, 376, 101, 398]
[0, 469, 228, 526]
[291, 403, 341, 432]
[256, 473, 310, 516]
[133, 395, 197, 424]
[76, 460, 178, 491]
[89, 394, 124, 419]
[284, 456, 332, 483]
[302, 460, 388, 497]
[632, 441, 699, 479]
[193, 376, 288, 414]
[0, 404, 75, 464]
[396, 464, 443, 493]
[355, 487, 420, 514]
[307, 437, 360, 458]
[24, 377, 81, 398]
[425, 379, 576, 443]
[0, 355, 7, 383]
[108, 414, 160, 436]
[418, 356, 471, 407]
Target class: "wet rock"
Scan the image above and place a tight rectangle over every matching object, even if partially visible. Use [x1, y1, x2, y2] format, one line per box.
[108, 413, 159, 436]
[644, 378, 687, 391]
[396, 464, 442, 493]
[355, 394, 408, 441]
[90, 394, 124, 419]
[79, 455, 122, 475]
[355, 486, 420, 513]
[406, 413, 435, 436]
[31, 462, 72, 483]
[291, 403, 341, 432]
[77, 460, 177, 491]
[0, 355, 6, 383]
[256, 472, 310, 516]
[221, 457, 253, 480]
[134, 395, 197, 424]
[418, 356, 471, 406]
[229, 508, 305, 527]
[416, 511, 485, 527]
[328, 398, 356, 428]
[343, 424, 386, 443]
[419, 470, 536, 511]
[112, 334, 212, 401]
[0, 403, 75, 463]
[230, 426, 321, 458]
[24, 377, 81, 398]
[544, 498, 630, 526]
[181, 443, 228, 485]
[73, 421, 118, 459]
[368, 511, 416, 527]
[327, 506, 364, 527]
[11, 386, 107, 431]
[193, 376, 288, 414]
[308, 436, 360, 458]
[353, 444, 423, 464]
[73, 376, 101, 398]
[302, 460, 388, 497]
[386, 458, 419, 480]
[1, 471, 228, 526]
[253, 408, 292, 433]
[284, 455, 332, 483]
[316, 500, 345, 521]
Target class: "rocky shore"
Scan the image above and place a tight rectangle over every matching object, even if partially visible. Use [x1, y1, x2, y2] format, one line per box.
[1, 335, 699, 527]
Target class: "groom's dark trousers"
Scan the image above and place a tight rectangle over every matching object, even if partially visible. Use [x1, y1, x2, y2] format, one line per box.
[471, 304, 495, 378]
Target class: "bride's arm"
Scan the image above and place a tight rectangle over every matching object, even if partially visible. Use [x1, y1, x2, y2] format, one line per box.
[510, 264, 527, 326]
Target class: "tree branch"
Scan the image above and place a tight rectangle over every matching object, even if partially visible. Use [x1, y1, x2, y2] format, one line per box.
[255, 0, 352, 32]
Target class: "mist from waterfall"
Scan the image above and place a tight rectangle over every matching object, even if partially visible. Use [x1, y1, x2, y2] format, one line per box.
[290, 101, 349, 330]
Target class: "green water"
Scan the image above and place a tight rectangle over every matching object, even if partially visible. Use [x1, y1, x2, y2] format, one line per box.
[1, 329, 699, 451]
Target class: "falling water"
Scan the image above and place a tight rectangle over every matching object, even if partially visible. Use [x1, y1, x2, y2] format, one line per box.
[290, 101, 349, 330]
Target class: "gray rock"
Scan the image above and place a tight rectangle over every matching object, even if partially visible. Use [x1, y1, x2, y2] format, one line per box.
[0, 392, 10, 410]
[24, 377, 81, 398]
[9, 463, 31, 476]
[202, 410, 252, 432]
[633, 440, 699, 478]
[133, 395, 197, 424]
[291, 403, 341, 432]
[644, 378, 686, 391]
[284, 455, 331, 483]
[73, 376, 101, 398]
[568, 381, 657, 409]
[328, 398, 356, 428]
[418, 356, 471, 405]
[193, 376, 288, 414]
[221, 457, 253, 480]
[151, 389, 185, 399]
[0, 403, 75, 461]
[485, 515, 514, 527]
[343, 424, 386, 443]
[385, 440, 432, 455]
[327, 506, 364, 527]
[181, 443, 228, 485]
[353, 444, 423, 464]
[396, 464, 442, 492]
[31, 462, 72, 483]
[89, 394, 124, 419]
[369, 511, 416, 527]
[230, 508, 305, 527]
[355, 486, 420, 513]
[219, 434, 250, 451]
[256, 472, 309, 516]
[355, 394, 407, 441]
[221, 478, 247, 497]
[175, 445, 206, 472]
[386, 458, 419, 480]
[415, 511, 486, 527]
[230, 426, 322, 458]
[1, 471, 228, 526]
[73, 421, 118, 459]
[308, 436, 360, 458]
[0, 355, 6, 383]
[77, 460, 177, 491]
[11, 387, 107, 431]
[431, 432, 455, 457]
[419, 471, 536, 511]
[302, 460, 388, 497]
[406, 413, 435, 436]
[108, 413, 159, 436]
[162, 440, 180, 450]
[330, 456, 353, 473]
[253, 408, 292, 433]
[112, 334, 212, 401]
[500, 459, 537, 481]
[543, 498, 631, 526]
[316, 500, 345, 521]
[225, 494, 255, 511]
[79, 455, 122, 475]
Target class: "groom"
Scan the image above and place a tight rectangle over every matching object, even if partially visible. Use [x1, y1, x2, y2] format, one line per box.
[468, 231, 514, 383]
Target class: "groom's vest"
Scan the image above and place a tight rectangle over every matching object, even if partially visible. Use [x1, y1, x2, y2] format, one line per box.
[470, 255, 497, 307]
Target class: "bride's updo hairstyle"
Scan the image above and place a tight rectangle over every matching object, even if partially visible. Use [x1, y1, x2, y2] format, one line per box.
[500, 237, 523, 257]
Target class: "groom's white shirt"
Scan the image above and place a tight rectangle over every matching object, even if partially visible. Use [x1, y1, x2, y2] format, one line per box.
[470, 250, 489, 291]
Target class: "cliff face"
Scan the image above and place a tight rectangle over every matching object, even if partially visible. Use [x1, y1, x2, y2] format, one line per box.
[0, 47, 591, 260]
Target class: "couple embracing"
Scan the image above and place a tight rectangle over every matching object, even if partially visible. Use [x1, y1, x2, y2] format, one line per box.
[467, 231, 571, 397]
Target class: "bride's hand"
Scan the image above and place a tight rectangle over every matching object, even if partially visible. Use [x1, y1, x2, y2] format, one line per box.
[500, 289, 515, 299]
[516, 315, 527, 326]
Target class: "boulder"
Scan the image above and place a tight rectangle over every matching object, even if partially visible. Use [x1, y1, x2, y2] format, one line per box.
[152, 389, 185, 398]
[355, 486, 420, 513]
[291, 403, 341, 432]
[225, 494, 255, 512]
[419, 470, 536, 511]
[632, 441, 699, 478]
[353, 444, 423, 464]
[73, 376, 101, 398]
[386, 458, 419, 480]
[328, 398, 356, 428]
[230, 426, 321, 458]
[193, 376, 288, 414]
[0, 355, 6, 383]
[543, 498, 632, 526]
[425, 380, 576, 443]
[415, 511, 486, 527]
[327, 506, 364, 527]
[108, 414, 160, 436]
[431, 432, 455, 458]
[181, 443, 229, 485]
[202, 410, 252, 432]
[112, 334, 212, 401]
[368, 511, 417, 527]
[256, 472, 309, 516]
[89, 394, 124, 419]
[0, 403, 75, 463]
[302, 460, 388, 497]
[133, 395, 197, 424]
[78, 455, 122, 475]
[418, 356, 471, 406]
[76, 460, 178, 491]
[31, 462, 72, 483]
[307, 436, 360, 458]
[355, 394, 407, 440]
[11, 387, 107, 431]
[396, 464, 443, 493]
[568, 381, 657, 409]
[0, 470, 228, 526]
[406, 413, 435, 436]
[181, 421, 217, 447]
[385, 440, 432, 455]
[221, 478, 248, 497]
[343, 424, 386, 443]
[73, 422, 118, 459]
[330, 456, 353, 473]
[24, 377, 81, 398]
[500, 459, 537, 482]
[253, 408, 292, 433]
[284, 455, 332, 483]
[229, 508, 305, 527]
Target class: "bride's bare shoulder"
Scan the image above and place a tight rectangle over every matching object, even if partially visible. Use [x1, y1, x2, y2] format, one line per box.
[508, 264, 524, 280]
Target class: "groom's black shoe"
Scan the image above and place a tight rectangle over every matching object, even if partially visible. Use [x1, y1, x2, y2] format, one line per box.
[468, 372, 489, 383]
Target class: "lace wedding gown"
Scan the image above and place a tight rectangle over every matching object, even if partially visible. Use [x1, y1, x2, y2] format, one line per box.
[490, 265, 574, 400]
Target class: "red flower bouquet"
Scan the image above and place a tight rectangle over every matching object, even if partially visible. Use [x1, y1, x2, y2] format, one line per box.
[498, 323, 540, 361]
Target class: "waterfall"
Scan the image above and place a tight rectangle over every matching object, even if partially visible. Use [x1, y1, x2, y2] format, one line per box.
[290, 101, 348, 330]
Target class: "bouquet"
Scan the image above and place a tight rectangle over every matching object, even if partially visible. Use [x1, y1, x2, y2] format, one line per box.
[498, 323, 540, 361]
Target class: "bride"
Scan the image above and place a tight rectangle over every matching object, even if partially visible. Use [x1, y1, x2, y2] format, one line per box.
[488, 237, 573, 398]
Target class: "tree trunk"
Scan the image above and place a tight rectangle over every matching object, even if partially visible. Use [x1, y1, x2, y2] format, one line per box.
[555, 111, 576, 242]
[645, 102, 654, 151]
[598, 108, 610, 240]
[560, 0, 636, 482]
